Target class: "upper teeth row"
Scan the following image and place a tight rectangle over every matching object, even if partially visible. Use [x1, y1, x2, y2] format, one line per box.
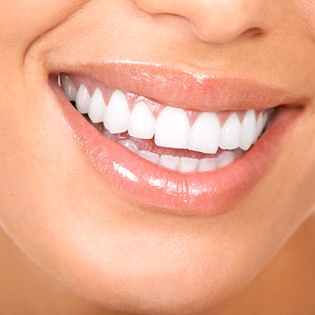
[61, 74, 269, 154]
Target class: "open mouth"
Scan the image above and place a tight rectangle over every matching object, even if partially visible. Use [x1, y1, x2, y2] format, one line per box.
[59, 73, 271, 173]
[51, 63, 303, 215]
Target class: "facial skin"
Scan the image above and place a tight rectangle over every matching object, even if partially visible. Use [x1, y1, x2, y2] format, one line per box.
[1, 1, 315, 314]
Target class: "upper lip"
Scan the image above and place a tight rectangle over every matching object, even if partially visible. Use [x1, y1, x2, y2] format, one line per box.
[54, 60, 307, 112]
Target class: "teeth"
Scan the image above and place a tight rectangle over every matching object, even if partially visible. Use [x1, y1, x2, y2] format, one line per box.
[263, 111, 269, 126]
[220, 113, 241, 150]
[188, 112, 221, 154]
[138, 150, 160, 164]
[61, 74, 77, 101]
[240, 110, 257, 150]
[88, 88, 106, 123]
[217, 151, 237, 168]
[255, 112, 264, 140]
[178, 157, 199, 173]
[198, 158, 217, 172]
[155, 106, 190, 149]
[115, 139, 242, 173]
[61, 76, 273, 172]
[129, 101, 155, 139]
[103, 90, 130, 134]
[76, 84, 91, 114]
[159, 155, 181, 171]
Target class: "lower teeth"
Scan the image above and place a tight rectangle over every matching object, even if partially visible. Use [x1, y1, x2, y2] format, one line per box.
[139, 146, 243, 173]
[102, 129, 244, 173]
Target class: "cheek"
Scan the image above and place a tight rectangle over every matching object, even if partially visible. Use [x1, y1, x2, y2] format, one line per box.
[0, 0, 88, 52]
[295, 1, 315, 39]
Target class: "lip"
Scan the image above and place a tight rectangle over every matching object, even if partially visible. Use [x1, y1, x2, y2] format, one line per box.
[53, 61, 306, 111]
[50, 62, 305, 215]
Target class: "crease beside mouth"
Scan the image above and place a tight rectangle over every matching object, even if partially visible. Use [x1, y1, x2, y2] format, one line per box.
[58, 73, 273, 173]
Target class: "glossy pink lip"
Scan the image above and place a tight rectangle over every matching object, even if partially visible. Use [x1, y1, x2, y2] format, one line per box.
[54, 61, 306, 111]
[51, 62, 305, 215]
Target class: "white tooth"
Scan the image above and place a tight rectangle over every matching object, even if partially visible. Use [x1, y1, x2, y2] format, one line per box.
[263, 112, 268, 125]
[198, 158, 217, 172]
[159, 155, 180, 171]
[76, 84, 91, 114]
[178, 157, 199, 173]
[118, 140, 139, 154]
[255, 112, 264, 140]
[220, 113, 241, 150]
[88, 88, 106, 123]
[128, 101, 155, 139]
[104, 90, 130, 134]
[61, 74, 77, 101]
[262, 111, 269, 130]
[217, 151, 236, 169]
[138, 150, 160, 164]
[155, 107, 190, 149]
[240, 110, 257, 150]
[188, 112, 220, 154]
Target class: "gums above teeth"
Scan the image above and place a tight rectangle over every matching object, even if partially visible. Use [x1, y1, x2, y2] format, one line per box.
[60, 74, 271, 173]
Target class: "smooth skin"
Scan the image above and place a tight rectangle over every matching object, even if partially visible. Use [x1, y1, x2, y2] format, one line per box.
[1, 1, 315, 314]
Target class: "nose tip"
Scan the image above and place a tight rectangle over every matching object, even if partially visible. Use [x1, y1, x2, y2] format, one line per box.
[134, 0, 281, 44]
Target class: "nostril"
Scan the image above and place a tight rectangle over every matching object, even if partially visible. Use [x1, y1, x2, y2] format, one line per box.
[241, 27, 265, 39]
[193, 25, 263, 45]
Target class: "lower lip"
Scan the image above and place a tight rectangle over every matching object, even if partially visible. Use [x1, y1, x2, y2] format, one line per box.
[53, 81, 298, 216]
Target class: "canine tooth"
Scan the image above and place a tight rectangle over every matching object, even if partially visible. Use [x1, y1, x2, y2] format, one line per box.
[188, 112, 220, 154]
[138, 150, 160, 164]
[128, 101, 155, 139]
[104, 90, 130, 134]
[240, 110, 257, 150]
[255, 112, 264, 140]
[178, 157, 199, 173]
[159, 155, 180, 171]
[217, 151, 236, 169]
[88, 88, 106, 123]
[118, 140, 139, 154]
[61, 74, 77, 101]
[220, 113, 241, 150]
[198, 158, 217, 172]
[155, 107, 190, 149]
[76, 84, 91, 114]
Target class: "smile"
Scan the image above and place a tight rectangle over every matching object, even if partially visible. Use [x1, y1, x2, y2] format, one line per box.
[51, 62, 304, 215]
[60, 74, 270, 173]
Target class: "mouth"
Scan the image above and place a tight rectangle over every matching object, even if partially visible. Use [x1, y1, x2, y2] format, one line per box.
[51, 62, 304, 215]
[59, 73, 271, 173]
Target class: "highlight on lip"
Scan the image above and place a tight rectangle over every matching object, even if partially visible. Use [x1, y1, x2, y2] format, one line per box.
[59, 73, 271, 173]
